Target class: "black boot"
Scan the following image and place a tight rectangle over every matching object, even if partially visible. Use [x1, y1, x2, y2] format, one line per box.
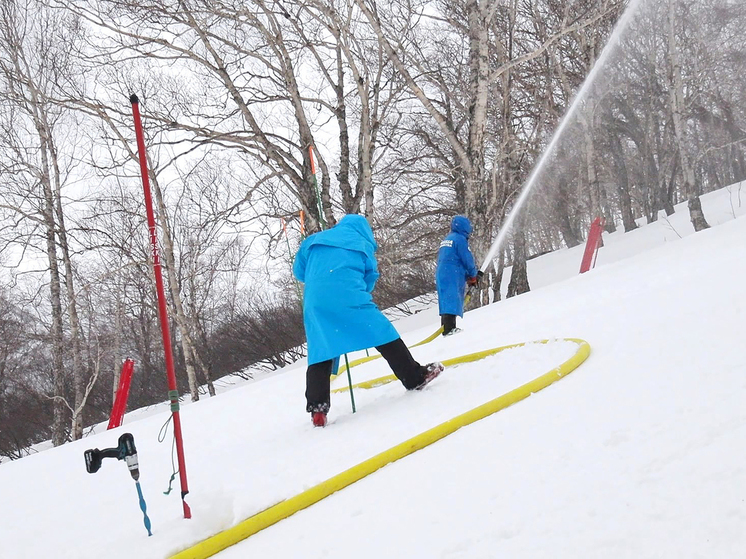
[376, 338, 429, 390]
[441, 314, 457, 336]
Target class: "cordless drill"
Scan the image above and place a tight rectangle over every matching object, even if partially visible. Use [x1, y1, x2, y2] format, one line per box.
[84, 432, 140, 481]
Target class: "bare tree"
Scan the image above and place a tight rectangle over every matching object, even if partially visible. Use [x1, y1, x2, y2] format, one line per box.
[666, 0, 708, 230]
[0, 0, 91, 443]
[354, 0, 624, 297]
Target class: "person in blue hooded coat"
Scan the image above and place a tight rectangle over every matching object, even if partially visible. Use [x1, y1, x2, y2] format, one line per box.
[436, 215, 481, 335]
[294, 214, 442, 426]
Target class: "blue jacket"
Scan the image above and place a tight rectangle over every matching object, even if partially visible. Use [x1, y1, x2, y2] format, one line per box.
[293, 214, 399, 365]
[436, 215, 478, 317]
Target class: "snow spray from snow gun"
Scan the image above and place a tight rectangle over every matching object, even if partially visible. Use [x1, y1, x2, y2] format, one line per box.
[477, 0, 644, 281]
[84, 433, 153, 536]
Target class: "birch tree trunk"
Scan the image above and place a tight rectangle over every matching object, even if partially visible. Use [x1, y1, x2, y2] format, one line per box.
[33, 106, 67, 445]
[667, 0, 709, 231]
[608, 133, 638, 232]
[41, 147, 68, 447]
[0, 2, 71, 445]
[47, 130, 86, 440]
[463, 0, 491, 245]
[148, 168, 213, 400]
[506, 209, 531, 298]
[580, 101, 602, 221]
[29, 91, 71, 446]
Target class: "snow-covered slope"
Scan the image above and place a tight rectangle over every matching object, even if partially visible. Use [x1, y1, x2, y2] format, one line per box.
[1, 184, 744, 558]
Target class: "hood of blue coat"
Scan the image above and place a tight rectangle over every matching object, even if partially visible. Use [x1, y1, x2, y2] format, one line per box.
[306, 214, 378, 255]
[338, 214, 378, 251]
[451, 215, 472, 237]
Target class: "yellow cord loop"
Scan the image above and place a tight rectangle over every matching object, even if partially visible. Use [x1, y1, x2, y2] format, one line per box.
[332, 326, 444, 376]
[171, 335, 591, 559]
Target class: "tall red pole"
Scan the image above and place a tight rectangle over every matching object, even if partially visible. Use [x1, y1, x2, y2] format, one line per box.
[129, 94, 191, 519]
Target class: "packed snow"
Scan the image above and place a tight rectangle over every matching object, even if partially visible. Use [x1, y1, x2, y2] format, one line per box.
[1, 184, 744, 558]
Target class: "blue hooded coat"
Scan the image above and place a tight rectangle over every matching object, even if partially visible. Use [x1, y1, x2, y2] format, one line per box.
[436, 215, 478, 317]
[293, 214, 399, 365]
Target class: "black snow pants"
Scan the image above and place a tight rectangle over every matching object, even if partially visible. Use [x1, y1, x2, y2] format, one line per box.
[305, 337, 426, 413]
[440, 314, 457, 336]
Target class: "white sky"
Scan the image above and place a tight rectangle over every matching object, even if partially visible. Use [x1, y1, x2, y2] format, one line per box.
[0, 182, 744, 558]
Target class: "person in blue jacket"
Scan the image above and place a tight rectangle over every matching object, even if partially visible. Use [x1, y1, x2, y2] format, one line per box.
[293, 214, 443, 427]
[436, 215, 482, 335]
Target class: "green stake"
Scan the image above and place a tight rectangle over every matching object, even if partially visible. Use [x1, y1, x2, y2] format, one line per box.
[343, 354, 356, 413]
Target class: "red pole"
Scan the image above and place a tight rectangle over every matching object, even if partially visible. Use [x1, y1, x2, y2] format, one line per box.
[579, 217, 604, 274]
[108, 358, 135, 430]
[591, 217, 606, 269]
[129, 94, 191, 519]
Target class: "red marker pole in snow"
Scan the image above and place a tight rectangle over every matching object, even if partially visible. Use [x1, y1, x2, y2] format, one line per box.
[108, 358, 135, 429]
[579, 217, 605, 274]
[129, 94, 191, 519]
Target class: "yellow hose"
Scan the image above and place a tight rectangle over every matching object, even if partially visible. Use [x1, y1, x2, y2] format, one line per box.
[171, 337, 591, 559]
[331, 326, 444, 376]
